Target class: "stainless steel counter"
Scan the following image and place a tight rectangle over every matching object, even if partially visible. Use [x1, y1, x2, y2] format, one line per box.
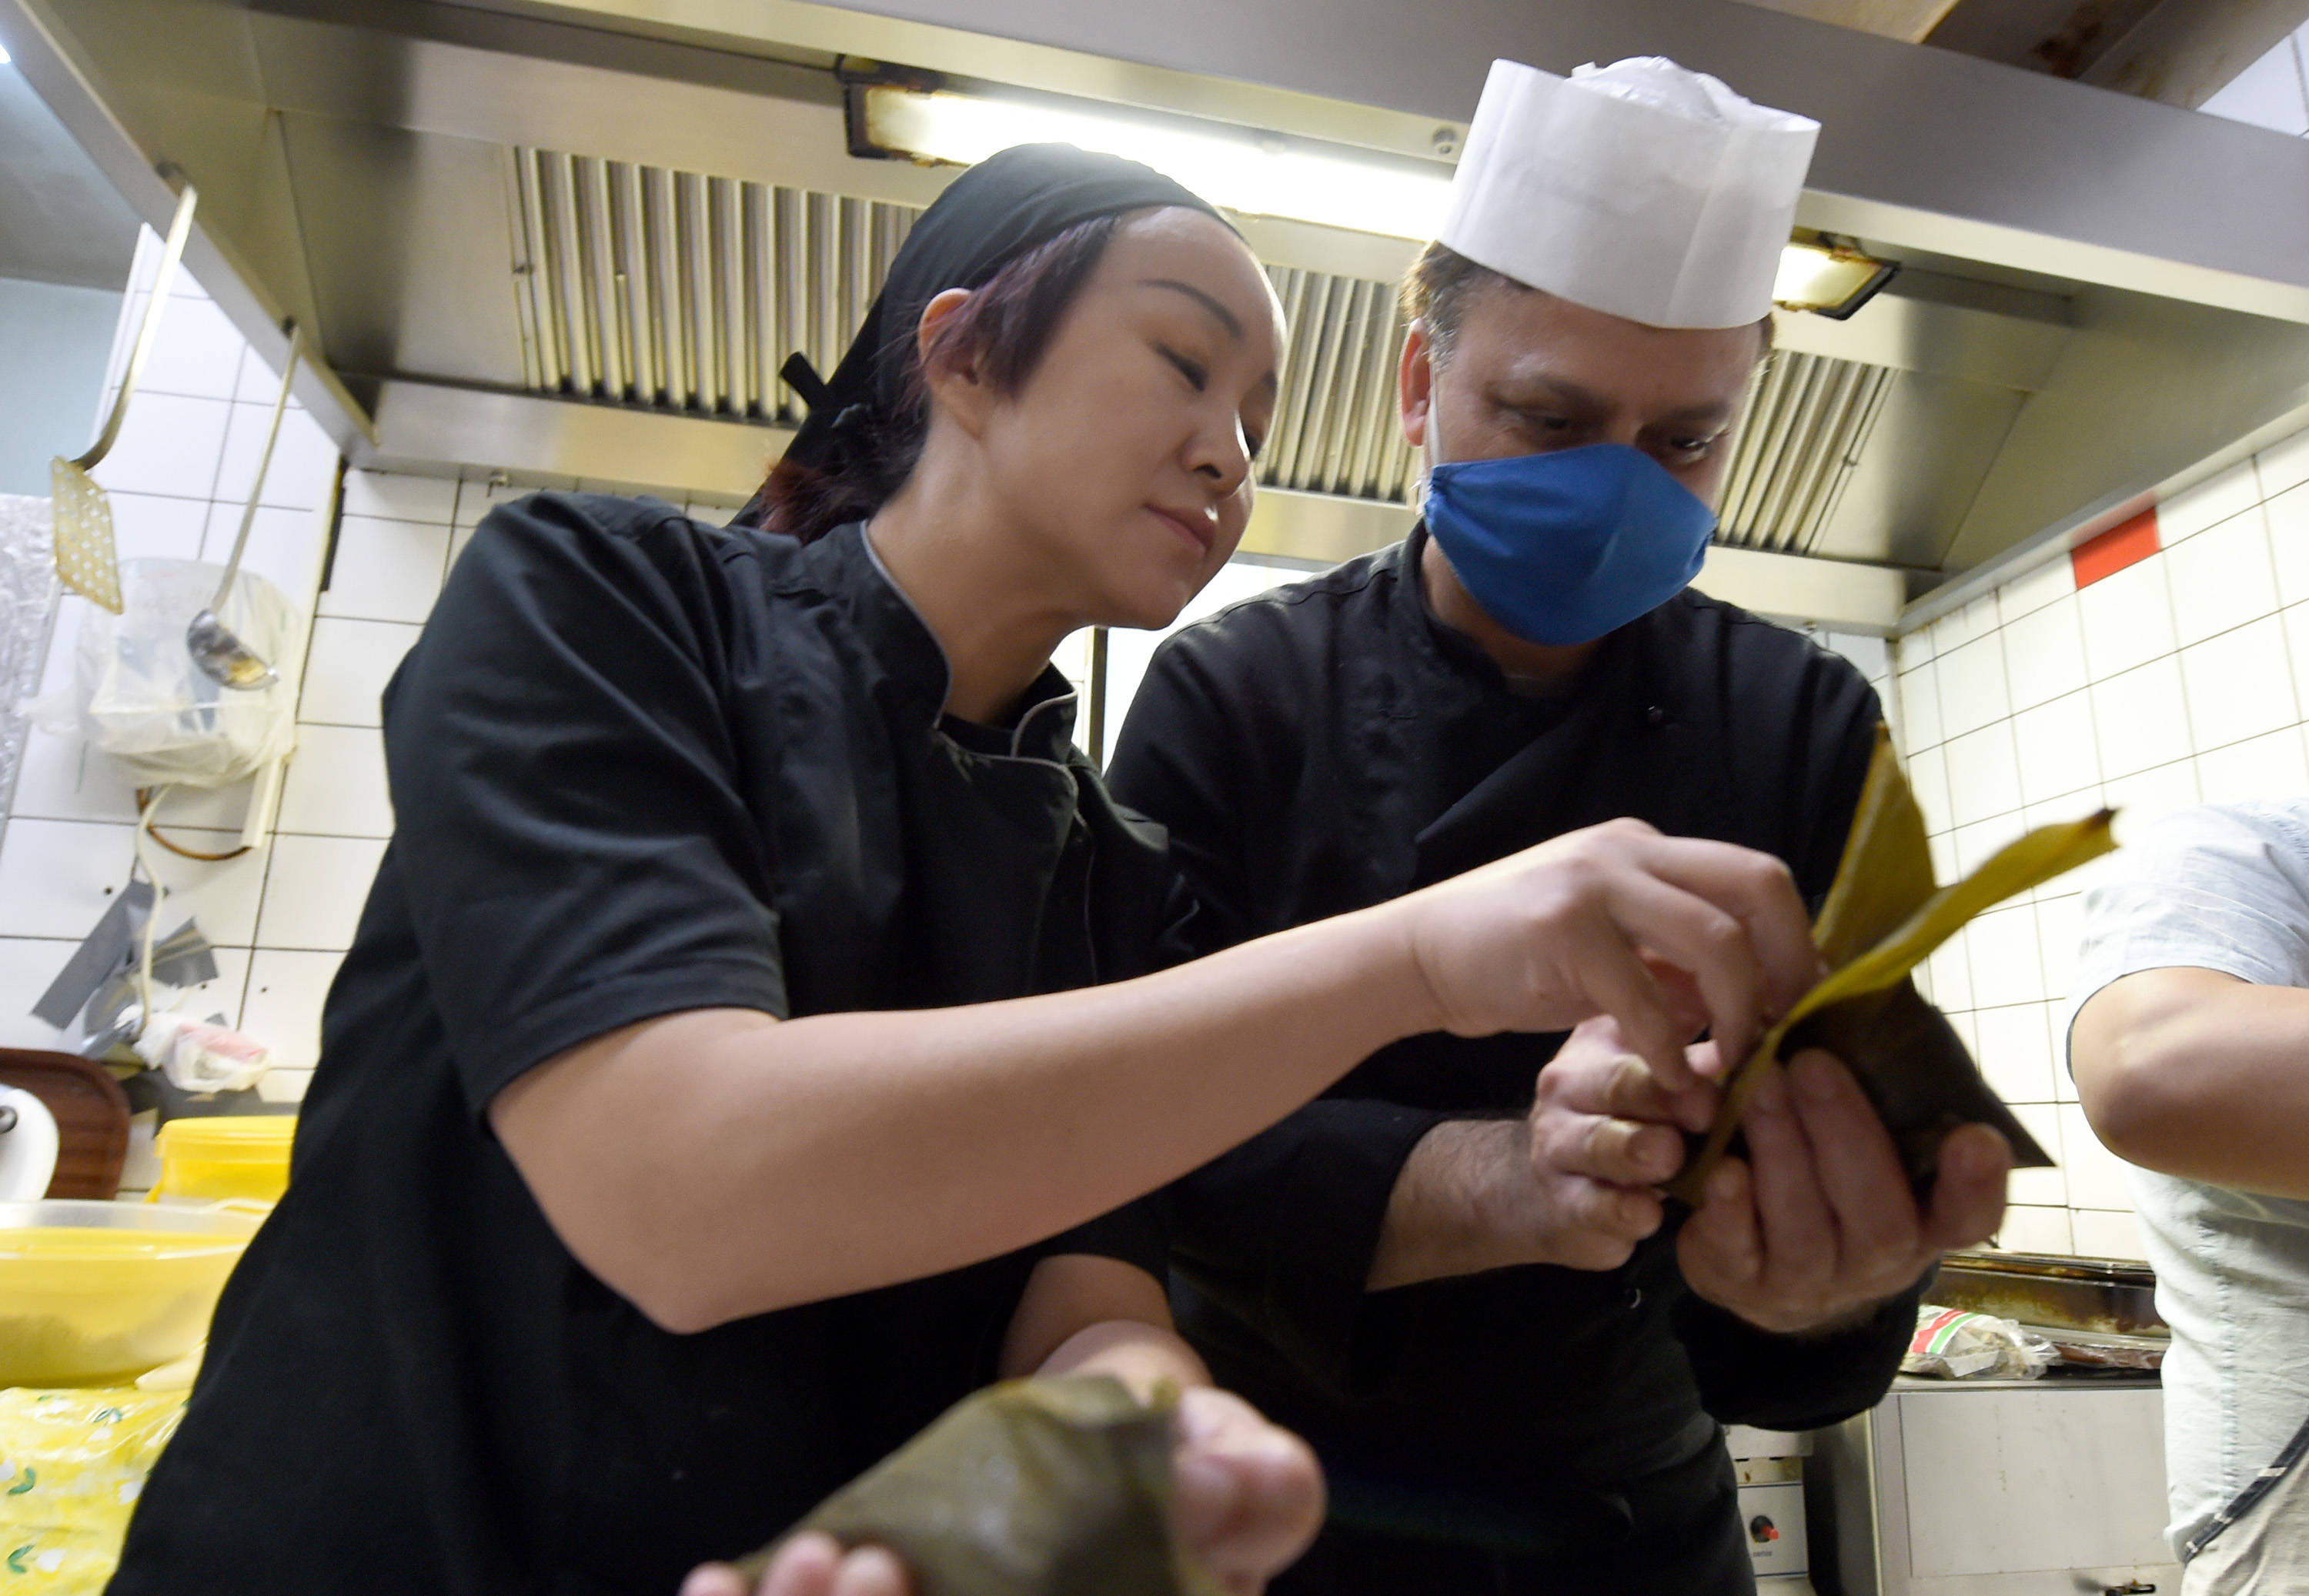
[1811, 1377, 2177, 1595]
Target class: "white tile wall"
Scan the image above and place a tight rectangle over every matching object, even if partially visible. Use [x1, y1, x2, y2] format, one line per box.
[1896, 422, 2309, 1258]
[0, 235, 346, 1101]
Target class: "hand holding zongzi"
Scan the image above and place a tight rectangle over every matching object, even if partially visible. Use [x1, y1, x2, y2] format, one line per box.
[703, 1374, 1319, 1596]
[1673, 1046, 2012, 1335]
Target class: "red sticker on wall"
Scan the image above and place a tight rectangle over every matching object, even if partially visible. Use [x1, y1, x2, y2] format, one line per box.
[2071, 507, 2160, 589]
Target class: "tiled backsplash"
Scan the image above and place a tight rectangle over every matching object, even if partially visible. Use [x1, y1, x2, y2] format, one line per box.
[0, 233, 341, 1104]
[1898, 427, 2309, 1260]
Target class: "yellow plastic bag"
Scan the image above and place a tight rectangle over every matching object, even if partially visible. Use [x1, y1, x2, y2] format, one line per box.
[0, 1388, 185, 1591]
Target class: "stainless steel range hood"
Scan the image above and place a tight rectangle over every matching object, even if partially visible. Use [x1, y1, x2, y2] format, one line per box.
[12, 0, 2309, 633]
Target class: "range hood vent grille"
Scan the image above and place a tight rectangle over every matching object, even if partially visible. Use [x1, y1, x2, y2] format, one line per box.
[1261, 265, 1419, 505]
[506, 148, 1894, 541]
[1716, 350, 1897, 556]
[509, 147, 917, 421]
[509, 147, 1423, 505]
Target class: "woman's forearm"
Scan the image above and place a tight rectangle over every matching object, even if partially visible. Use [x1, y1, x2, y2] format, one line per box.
[495, 906, 1433, 1330]
[495, 821, 1818, 1331]
[2072, 967, 2309, 1200]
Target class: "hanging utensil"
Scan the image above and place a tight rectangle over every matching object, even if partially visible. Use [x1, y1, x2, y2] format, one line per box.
[186, 322, 297, 690]
[51, 181, 199, 616]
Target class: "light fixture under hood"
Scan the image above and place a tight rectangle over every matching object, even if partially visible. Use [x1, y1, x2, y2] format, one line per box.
[849, 76, 1455, 242]
[1773, 230, 1900, 319]
[852, 78, 1900, 319]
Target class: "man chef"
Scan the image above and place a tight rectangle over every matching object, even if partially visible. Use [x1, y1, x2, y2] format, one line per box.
[1108, 57, 2014, 1594]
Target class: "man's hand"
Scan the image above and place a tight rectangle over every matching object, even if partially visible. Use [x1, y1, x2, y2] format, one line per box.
[1517, 1016, 1718, 1270]
[1677, 1047, 2012, 1334]
[1368, 1016, 1717, 1288]
[674, 1387, 1319, 1596]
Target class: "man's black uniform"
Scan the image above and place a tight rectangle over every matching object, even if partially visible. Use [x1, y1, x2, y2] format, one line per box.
[1108, 526, 1916, 1594]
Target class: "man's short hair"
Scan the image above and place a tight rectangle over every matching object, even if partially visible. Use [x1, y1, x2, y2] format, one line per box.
[1399, 242, 1775, 367]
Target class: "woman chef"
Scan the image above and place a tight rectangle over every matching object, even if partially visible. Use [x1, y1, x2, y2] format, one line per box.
[103, 145, 1823, 1596]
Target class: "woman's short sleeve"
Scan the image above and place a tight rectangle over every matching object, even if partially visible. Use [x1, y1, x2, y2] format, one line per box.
[381, 493, 790, 1119]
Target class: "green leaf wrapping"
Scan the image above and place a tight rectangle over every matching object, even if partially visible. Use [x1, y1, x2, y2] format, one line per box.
[1662, 726, 2110, 1204]
[732, 1375, 1223, 1596]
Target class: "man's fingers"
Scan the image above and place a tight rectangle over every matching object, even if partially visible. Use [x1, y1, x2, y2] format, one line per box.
[1783, 1050, 1921, 1267]
[1570, 1114, 1687, 1187]
[1622, 834, 1820, 1017]
[1679, 1155, 1762, 1286]
[1544, 1030, 1716, 1133]
[1739, 1067, 1838, 1288]
[1923, 1123, 2013, 1252]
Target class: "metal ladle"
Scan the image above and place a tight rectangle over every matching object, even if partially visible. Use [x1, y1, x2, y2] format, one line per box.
[187, 322, 299, 690]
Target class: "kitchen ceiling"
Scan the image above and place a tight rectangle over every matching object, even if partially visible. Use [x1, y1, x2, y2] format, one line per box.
[14, 0, 2309, 629]
[1736, 0, 2309, 109]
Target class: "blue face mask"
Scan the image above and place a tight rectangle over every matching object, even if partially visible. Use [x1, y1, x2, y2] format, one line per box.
[1424, 442, 1717, 646]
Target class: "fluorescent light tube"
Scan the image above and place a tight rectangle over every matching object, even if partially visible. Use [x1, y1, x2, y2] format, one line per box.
[1773, 236, 1899, 319]
[857, 84, 1452, 242]
[857, 83, 1897, 317]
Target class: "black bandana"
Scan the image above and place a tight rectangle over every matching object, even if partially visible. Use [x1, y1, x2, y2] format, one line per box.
[738, 143, 1222, 524]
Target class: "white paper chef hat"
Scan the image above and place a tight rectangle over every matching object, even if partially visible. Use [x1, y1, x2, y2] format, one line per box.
[1438, 56, 1819, 329]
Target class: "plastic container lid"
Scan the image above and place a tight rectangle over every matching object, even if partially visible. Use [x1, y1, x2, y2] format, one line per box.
[151, 1114, 294, 1204]
[152, 1115, 296, 1160]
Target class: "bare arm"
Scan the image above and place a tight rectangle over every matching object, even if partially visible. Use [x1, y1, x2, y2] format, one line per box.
[2071, 966, 2309, 1200]
[492, 822, 1818, 1333]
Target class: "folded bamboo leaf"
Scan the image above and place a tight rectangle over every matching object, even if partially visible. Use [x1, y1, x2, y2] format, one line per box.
[1663, 727, 2112, 1205]
[733, 1375, 1221, 1596]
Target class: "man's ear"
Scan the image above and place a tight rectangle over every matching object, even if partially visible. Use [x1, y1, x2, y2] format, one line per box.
[916, 287, 996, 439]
[1398, 319, 1435, 450]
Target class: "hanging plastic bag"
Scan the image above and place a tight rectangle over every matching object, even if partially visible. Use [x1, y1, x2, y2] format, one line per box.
[29, 559, 296, 788]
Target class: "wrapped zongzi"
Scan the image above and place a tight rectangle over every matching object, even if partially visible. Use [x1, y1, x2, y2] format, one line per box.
[1664, 726, 2110, 1203]
[733, 1375, 1221, 1596]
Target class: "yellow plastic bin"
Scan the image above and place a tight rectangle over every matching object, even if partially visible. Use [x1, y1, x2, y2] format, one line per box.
[0, 1200, 263, 1387]
[149, 1116, 295, 1206]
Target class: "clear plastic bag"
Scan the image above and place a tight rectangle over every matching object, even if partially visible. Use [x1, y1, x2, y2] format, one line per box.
[0, 495, 60, 818]
[30, 559, 297, 788]
[1903, 1304, 2057, 1380]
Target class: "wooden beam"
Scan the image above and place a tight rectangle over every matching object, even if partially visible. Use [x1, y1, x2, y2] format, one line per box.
[2084, 0, 2309, 108]
[1729, 0, 1962, 45]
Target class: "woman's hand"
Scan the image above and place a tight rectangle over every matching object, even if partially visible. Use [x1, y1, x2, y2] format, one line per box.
[680, 1535, 907, 1596]
[1393, 818, 1821, 1093]
[675, 1387, 1317, 1596]
[1170, 1385, 1325, 1594]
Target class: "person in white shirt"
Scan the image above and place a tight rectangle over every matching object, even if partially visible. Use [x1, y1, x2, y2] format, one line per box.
[2069, 800, 2309, 1593]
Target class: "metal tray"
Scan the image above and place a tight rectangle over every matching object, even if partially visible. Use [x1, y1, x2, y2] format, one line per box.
[1926, 1250, 2166, 1337]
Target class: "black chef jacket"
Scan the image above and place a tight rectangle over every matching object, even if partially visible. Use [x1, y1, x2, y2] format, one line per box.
[1107, 526, 1916, 1595]
[108, 498, 1182, 1596]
